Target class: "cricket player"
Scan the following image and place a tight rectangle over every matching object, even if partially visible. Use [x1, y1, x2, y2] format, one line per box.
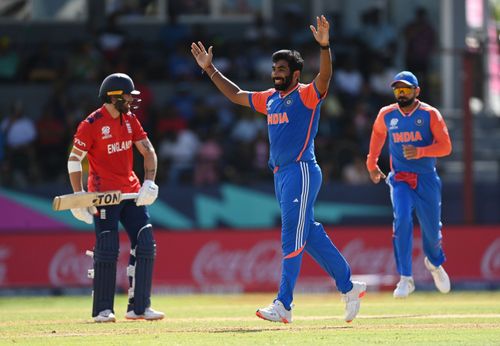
[366, 71, 452, 298]
[191, 15, 366, 323]
[67, 73, 164, 322]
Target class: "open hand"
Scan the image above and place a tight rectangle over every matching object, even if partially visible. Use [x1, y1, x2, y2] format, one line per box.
[191, 41, 213, 70]
[309, 15, 330, 46]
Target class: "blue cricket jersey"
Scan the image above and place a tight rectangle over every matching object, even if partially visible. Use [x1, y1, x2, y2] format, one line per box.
[249, 82, 324, 172]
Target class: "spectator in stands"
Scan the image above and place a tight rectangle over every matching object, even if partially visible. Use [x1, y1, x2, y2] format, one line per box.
[230, 109, 265, 144]
[334, 58, 363, 110]
[159, 11, 191, 52]
[356, 8, 397, 71]
[194, 131, 223, 186]
[35, 103, 69, 182]
[342, 155, 370, 185]
[158, 128, 200, 185]
[0, 101, 37, 187]
[66, 40, 102, 82]
[25, 42, 59, 82]
[96, 12, 128, 64]
[244, 12, 279, 45]
[403, 7, 436, 100]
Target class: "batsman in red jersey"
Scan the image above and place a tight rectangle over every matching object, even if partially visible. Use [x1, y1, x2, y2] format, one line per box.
[67, 73, 164, 322]
[366, 71, 452, 298]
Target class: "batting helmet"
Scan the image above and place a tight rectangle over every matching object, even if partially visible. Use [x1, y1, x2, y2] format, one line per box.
[98, 73, 140, 103]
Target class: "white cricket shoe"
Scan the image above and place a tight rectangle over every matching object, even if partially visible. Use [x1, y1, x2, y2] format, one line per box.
[125, 307, 165, 321]
[393, 276, 415, 298]
[341, 281, 367, 323]
[256, 300, 292, 323]
[94, 309, 116, 323]
[424, 257, 451, 293]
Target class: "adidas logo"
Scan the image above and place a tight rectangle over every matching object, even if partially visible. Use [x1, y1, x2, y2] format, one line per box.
[293, 198, 299, 203]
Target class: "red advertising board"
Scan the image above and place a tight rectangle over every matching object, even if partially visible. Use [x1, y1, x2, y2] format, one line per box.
[0, 226, 498, 292]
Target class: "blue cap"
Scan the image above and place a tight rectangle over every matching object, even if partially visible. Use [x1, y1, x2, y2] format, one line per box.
[391, 71, 419, 87]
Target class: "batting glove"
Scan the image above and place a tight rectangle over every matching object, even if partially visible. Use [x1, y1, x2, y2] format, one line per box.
[70, 191, 97, 224]
[136, 180, 158, 206]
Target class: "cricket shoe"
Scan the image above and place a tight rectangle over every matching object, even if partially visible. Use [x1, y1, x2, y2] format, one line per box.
[393, 276, 415, 298]
[125, 307, 165, 321]
[94, 309, 116, 323]
[424, 257, 451, 293]
[342, 281, 367, 323]
[256, 300, 292, 323]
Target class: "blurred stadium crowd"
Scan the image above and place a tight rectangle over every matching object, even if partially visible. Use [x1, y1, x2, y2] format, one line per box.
[0, 4, 439, 189]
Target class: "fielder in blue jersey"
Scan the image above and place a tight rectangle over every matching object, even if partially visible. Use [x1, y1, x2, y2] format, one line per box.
[191, 15, 366, 323]
[367, 71, 452, 298]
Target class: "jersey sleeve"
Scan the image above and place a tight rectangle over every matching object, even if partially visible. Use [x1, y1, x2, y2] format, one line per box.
[249, 88, 275, 115]
[298, 82, 323, 109]
[73, 120, 94, 152]
[366, 109, 388, 171]
[130, 115, 148, 142]
[416, 108, 452, 158]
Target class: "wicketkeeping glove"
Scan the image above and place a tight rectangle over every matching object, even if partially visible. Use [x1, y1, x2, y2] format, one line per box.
[70, 191, 97, 224]
[136, 180, 159, 206]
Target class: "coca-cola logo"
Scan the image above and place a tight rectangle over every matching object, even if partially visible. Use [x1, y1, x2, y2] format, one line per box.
[49, 244, 93, 286]
[192, 241, 281, 284]
[342, 239, 395, 275]
[49, 242, 130, 287]
[481, 238, 500, 279]
[342, 238, 429, 280]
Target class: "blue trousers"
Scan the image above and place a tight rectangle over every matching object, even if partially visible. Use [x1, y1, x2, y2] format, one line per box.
[275, 161, 352, 310]
[387, 170, 446, 276]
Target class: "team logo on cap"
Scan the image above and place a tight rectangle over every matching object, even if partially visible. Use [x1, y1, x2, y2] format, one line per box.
[101, 126, 112, 139]
[415, 118, 424, 126]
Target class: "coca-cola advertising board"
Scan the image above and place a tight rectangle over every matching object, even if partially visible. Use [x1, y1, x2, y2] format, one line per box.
[0, 226, 498, 292]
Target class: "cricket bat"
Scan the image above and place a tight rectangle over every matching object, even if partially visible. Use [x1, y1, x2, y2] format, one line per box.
[52, 191, 138, 211]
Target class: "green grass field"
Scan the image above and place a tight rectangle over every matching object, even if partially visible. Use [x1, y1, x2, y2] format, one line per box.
[1, 291, 499, 345]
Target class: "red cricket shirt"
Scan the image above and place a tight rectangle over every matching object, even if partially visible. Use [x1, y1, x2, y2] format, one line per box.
[73, 105, 147, 193]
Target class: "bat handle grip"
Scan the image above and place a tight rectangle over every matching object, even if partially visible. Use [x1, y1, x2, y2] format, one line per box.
[121, 193, 139, 201]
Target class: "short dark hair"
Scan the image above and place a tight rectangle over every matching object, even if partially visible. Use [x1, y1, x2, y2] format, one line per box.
[272, 50, 304, 72]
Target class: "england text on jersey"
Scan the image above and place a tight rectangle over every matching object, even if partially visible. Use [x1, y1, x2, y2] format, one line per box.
[107, 140, 132, 154]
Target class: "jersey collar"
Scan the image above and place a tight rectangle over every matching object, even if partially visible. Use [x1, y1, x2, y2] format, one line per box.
[278, 83, 300, 98]
[100, 105, 114, 119]
[397, 100, 421, 117]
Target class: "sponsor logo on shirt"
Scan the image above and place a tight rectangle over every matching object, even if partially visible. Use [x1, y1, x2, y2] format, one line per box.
[267, 112, 289, 125]
[392, 131, 423, 143]
[389, 118, 399, 130]
[101, 126, 112, 139]
[107, 140, 132, 154]
[74, 138, 86, 147]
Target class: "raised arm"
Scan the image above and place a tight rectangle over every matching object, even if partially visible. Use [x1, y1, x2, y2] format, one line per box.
[191, 41, 250, 107]
[309, 15, 332, 96]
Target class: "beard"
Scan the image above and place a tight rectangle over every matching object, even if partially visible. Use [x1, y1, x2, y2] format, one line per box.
[273, 75, 292, 91]
[397, 96, 416, 108]
[114, 98, 131, 114]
